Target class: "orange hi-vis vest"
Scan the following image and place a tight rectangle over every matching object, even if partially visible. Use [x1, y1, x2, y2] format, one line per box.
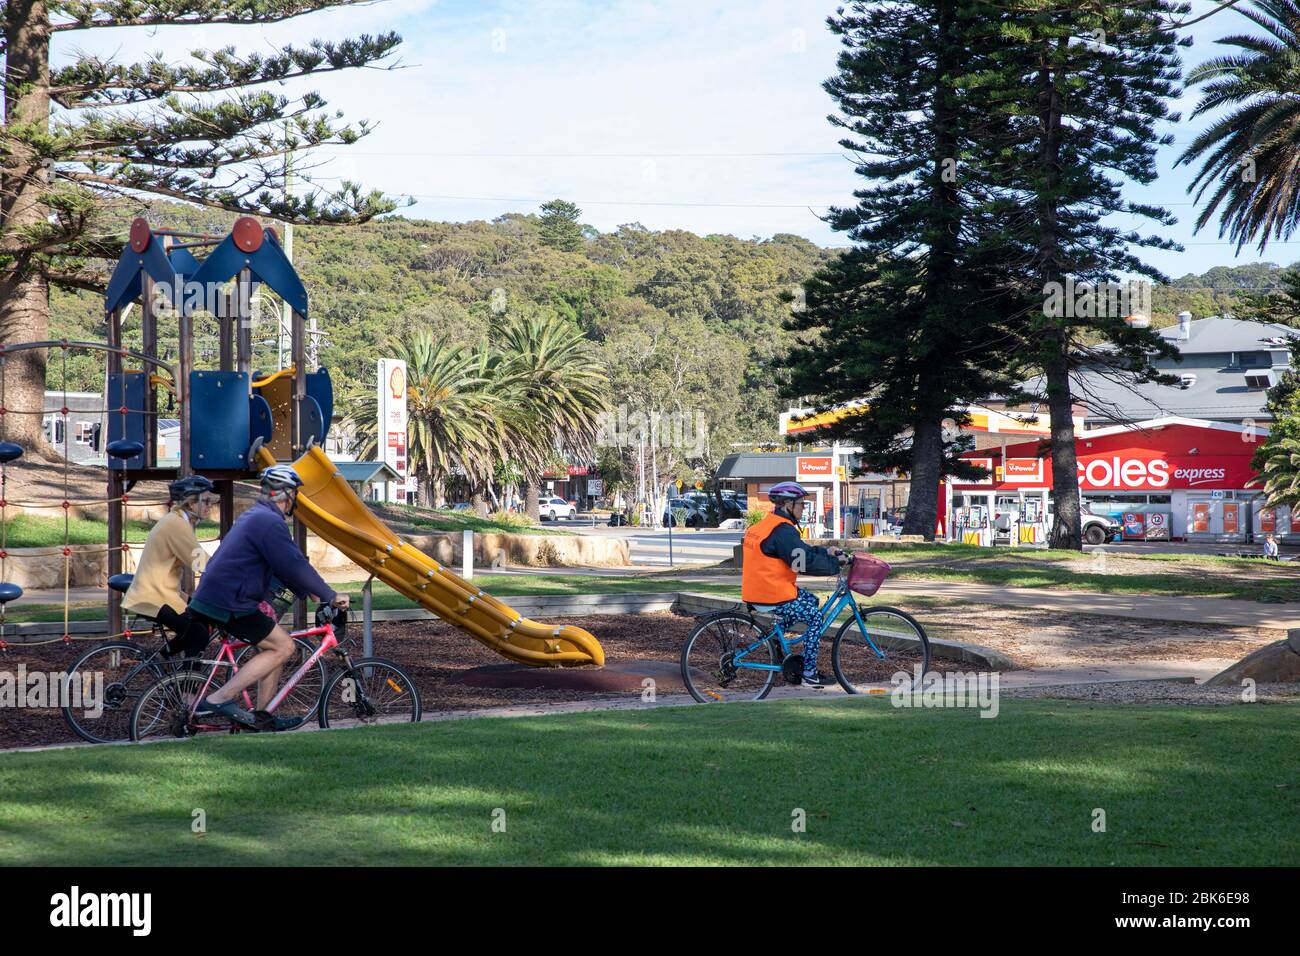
[742, 512, 798, 604]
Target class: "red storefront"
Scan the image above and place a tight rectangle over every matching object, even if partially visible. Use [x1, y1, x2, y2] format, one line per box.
[946, 417, 1274, 543]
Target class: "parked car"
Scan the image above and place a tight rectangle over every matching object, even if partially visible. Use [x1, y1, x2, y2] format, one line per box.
[663, 495, 742, 528]
[1045, 498, 1121, 545]
[538, 496, 577, 521]
[449, 502, 474, 512]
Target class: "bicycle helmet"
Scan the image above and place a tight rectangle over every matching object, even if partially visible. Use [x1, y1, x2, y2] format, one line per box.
[168, 475, 214, 502]
[259, 464, 303, 492]
[768, 481, 810, 502]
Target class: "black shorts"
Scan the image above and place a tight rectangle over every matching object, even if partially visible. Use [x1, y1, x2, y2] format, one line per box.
[194, 607, 277, 645]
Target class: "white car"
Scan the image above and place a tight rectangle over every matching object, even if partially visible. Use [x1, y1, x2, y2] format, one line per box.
[538, 496, 577, 521]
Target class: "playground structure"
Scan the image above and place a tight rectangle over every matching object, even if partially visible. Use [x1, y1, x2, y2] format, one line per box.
[0, 216, 603, 667]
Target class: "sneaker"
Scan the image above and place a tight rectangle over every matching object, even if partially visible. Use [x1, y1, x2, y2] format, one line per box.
[252, 710, 297, 733]
[194, 697, 255, 725]
[801, 671, 834, 689]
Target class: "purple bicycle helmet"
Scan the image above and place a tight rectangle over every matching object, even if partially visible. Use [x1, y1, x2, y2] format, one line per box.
[768, 481, 810, 502]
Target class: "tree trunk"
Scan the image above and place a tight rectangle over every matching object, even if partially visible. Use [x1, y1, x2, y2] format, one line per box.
[522, 478, 541, 522]
[1033, 42, 1081, 551]
[0, 0, 53, 452]
[903, 419, 942, 541]
[1045, 346, 1082, 550]
[471, 490, 487, 518]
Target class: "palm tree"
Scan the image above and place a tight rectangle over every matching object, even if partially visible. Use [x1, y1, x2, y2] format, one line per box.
[496, 311, 611, 520]
[1255, 434, 1300, 506]
[1179, 0, 1300, 250]
[345, 332, 502, 507]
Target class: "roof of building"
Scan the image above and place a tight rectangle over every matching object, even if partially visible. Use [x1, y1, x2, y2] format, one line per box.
[333, 460, 401, 484]
[1158, 316, 1295, 353]
[717, 451, 809, 480]
[1017, 316, 1295, 423]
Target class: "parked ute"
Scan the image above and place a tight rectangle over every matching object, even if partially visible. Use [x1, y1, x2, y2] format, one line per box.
[1045, 499, 1121, 545]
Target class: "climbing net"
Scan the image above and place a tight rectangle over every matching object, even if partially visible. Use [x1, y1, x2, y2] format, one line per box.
[0, 339, 187, 652]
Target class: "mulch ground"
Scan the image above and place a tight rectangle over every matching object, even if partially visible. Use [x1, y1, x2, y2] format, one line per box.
[2, 607, 1294, 751]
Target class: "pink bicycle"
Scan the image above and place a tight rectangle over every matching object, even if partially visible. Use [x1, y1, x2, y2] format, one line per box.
[129, 605, 421, 741]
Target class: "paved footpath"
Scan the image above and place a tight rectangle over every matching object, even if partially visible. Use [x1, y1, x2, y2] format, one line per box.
[663, 573, 1300, 635]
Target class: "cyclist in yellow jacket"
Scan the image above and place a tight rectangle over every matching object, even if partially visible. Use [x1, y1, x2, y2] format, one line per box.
[122, 476, 214, 659]
[741, 481, 845, 687]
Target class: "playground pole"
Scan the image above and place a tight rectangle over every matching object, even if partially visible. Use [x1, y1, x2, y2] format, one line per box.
[291, 306, 308, 630]
[105, 306, 124, 639]
[362, 575, 373, 658]
[140, 262, 158, 470]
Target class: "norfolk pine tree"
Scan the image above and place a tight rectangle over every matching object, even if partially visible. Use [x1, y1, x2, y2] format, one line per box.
[781, 0, 1034, 540]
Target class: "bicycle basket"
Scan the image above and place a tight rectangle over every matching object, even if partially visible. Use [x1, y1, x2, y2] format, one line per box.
[846, 555, 891, 596]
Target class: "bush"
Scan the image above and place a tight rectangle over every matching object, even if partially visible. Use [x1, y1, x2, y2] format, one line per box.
[489, 509, 534, 529]
[745, 509, 766, 528]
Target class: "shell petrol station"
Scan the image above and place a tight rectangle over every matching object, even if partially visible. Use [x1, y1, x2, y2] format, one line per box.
[720, 402, 1275, 546]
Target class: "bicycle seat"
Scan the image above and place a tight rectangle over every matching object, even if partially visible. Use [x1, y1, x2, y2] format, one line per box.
[107, 573, 135, 594]
[0, 582, 23, 605]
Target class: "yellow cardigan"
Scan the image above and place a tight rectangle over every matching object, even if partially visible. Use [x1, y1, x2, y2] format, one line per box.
[122, 509, 206, 618]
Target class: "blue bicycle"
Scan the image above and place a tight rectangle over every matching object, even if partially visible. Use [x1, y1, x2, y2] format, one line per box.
[680, 554, 931, 702]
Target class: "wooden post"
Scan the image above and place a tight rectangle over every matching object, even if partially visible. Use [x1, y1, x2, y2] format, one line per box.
[140, 267, 158, 470]
[292, 307, 307, 629]
[106, 307, 124, 638]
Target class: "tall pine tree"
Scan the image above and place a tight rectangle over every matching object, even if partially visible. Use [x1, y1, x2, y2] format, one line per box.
[781, 0, 1033, 540]
[979, 2, 1186, 549]
[1, 1, 402, 450]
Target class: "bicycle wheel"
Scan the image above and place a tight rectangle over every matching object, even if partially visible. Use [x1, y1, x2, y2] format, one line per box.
[233, 637, 326, 729]
[680, 611, 780, 703]
[318, 658, 422, 729]
[63, 641, 169, 743]
[129, 670, 217, 742]
[831, 606, 931, 694]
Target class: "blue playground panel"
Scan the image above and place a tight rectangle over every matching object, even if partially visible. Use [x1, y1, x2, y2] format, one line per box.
[190, 370, 251, 470]
[106, 372, 147, 470]
[306, 367, 333, 434]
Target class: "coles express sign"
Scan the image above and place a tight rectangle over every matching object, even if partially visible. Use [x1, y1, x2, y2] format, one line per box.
[1075, 454, 1244, 490]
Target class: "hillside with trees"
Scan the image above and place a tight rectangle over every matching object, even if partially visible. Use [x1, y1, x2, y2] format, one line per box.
[44, 202, 833, 495]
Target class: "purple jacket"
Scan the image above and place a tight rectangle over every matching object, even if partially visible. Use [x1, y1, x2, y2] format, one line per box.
[192, 499, 336, 617]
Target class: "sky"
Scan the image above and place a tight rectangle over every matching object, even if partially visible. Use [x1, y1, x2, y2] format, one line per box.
[57, 0, 1300, 284]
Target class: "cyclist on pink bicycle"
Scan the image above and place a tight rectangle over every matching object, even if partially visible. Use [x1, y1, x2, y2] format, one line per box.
[189, 465, 349, 726]
[741, 481, 846, 687]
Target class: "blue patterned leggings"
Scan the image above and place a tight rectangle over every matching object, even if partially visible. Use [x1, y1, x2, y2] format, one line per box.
[769, 587, 826, 675]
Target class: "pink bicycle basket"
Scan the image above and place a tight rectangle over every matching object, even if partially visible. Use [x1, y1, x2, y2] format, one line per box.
[846, 554, 891, 597]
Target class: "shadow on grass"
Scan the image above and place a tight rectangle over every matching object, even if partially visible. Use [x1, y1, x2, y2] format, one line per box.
[0, 698, 1296, 866]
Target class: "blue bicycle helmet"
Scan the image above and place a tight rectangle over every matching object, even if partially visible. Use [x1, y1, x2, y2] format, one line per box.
[259, 464, 303, 492]
[169, 475, 214, 502]
[768, 481, 810, 502]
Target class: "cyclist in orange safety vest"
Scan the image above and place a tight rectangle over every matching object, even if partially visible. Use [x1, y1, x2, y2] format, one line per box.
[741, 481, 846, 687]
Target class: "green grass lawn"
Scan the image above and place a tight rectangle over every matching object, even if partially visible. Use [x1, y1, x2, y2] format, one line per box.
[891, 562, 1298, 602]
[381, 505, 576, 537]
[0, 513, 221, 548]
[1, 697, 1294, 866]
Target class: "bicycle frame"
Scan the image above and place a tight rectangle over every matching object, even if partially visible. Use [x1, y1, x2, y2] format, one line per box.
[183, 620, 339, 732]
[732, 572, 885, 673]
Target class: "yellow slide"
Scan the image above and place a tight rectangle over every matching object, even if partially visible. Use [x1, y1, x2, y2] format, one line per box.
[260, 446, 605, 667]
